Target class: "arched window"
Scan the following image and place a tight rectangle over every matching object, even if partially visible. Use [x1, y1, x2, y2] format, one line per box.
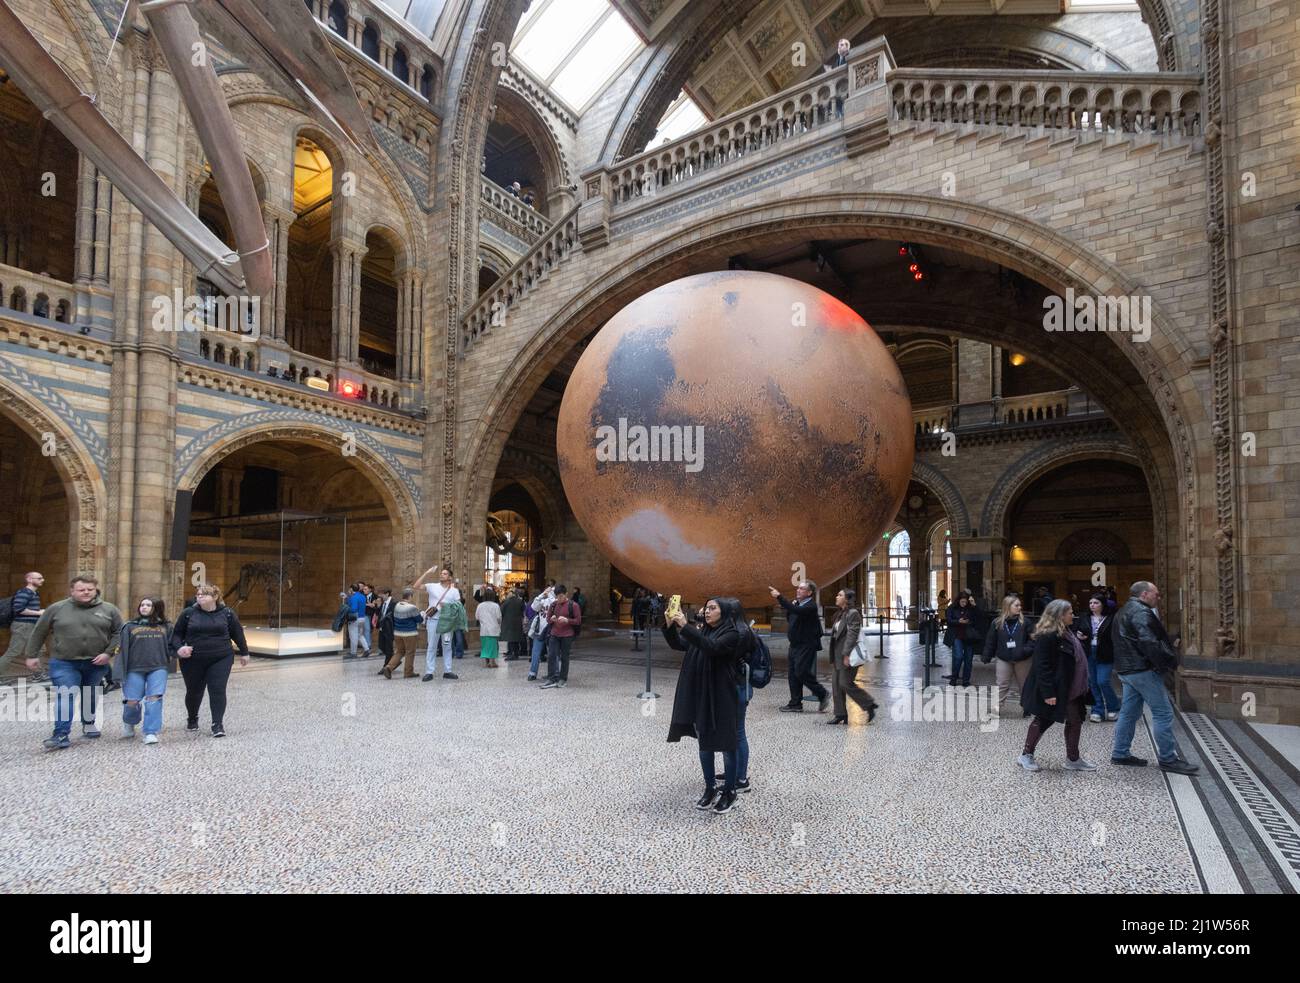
[886, 530, 911, 623]
[392, 45, 409, 86]
[10, 287, 26, 313]
[361, 23, 380, 61]
[327, 1, 348, 36]
[33, 293, 50, 318]
[286, 135, 336, 360]
[358, 229, 399, 379]
[420, 65, 435, 101]
[55, 299, 70, 323]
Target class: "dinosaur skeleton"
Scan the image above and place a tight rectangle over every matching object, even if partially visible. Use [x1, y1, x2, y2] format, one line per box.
[225, 551, 304, 628]
[486, 511, 546, 557]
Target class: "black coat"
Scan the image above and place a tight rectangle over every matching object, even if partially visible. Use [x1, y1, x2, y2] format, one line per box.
[777, 595, 823, 651]
[1111, 598, 1177, 675]
[1074, 611, 1115, 663]
[662, 621, 740, 754]
[981, 616, 1031, 663]
[499, 593, 525, 644]
[1021, 629, 1086, 723]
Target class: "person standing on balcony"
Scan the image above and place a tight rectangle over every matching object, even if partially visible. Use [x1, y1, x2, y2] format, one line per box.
[823, 37, 851, 71]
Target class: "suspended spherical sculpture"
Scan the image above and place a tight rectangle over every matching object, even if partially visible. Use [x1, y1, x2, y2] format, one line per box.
[555, 270, 914, 606]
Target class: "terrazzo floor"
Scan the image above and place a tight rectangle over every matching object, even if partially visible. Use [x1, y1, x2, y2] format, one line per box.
[0, 634, 1204, 893]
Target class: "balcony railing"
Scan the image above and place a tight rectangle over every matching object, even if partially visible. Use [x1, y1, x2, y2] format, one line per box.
[462, 205, 580, 348]
[0, 264, 76, 325]
[915, 388, 1108, 443]
[888, 69, 1202, 138]
[594, 53, 867, 208]
[480, 177, 549, 244]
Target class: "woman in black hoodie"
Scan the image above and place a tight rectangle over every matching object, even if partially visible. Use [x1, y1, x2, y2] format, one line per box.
[117, 597, 177, 744]
[663, 596, 744, 815]
[173, 583, 249, 738]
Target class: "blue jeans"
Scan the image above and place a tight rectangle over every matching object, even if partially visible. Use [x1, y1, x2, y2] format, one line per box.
[701, 747, 738, 791]
[1112, 670, 1182, 763]
[705, 682, 751, 786]
[358, 617, 372, 652]
[48, 658, 108, 738]
[950, 639, 973, 683]
[1086, 653, 1121, 713]
[122, 668, 168, 735]
[528, 634, 548, 675]
[452, 629, 465, 659]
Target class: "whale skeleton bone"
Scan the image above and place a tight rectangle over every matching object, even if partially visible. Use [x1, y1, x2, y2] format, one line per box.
[0, 0, 375, 298]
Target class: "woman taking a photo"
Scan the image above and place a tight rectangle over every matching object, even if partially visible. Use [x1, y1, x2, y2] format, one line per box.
[173, 583, 249, 738]
[662, 596, 744, 816]
[1018, 599, 1096, 772]
[827, 589, 877, 724]
[982, 595, 1033, 715]
[117, 596, 176, 745]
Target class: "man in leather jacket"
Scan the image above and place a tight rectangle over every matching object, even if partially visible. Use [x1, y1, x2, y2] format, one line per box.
[1109, 582, 1198, 775]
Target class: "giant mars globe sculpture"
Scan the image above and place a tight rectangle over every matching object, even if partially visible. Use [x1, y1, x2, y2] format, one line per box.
[555, 270, 914, 607]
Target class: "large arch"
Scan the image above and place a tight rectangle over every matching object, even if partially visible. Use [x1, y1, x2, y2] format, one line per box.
[911, 461, 972, 538]
[489, 84, 571, 212]
[980, 437, 1143, 542]
[174, 421, 420, 584]
[456, 194, 1205, 654]
[0, 376, 107, 575]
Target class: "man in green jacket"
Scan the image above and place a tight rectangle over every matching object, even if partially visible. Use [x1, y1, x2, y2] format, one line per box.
[25, 574, 123, 750]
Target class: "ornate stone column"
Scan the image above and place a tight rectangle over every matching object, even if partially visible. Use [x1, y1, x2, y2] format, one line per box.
[330, 237, 365, 364]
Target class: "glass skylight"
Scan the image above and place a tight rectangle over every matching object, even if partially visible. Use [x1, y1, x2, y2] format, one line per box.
[511, 0, 645, 114]
[650, 91, 709, 147]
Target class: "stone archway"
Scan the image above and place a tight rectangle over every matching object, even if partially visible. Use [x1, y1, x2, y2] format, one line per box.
[455, 195, 1206, 656]
[174, 421, 420, 585]
[911, 461, 972, 538]
[0, 377, 106, 576]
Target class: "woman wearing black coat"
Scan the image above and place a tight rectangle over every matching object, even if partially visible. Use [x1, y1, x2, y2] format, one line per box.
[1018, 599, 1096, 772]
[1074, 594, 1119, 722]
[663, 596, 743, 815]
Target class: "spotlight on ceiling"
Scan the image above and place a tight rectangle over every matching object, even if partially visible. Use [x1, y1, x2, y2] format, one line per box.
[1009, 353, 1028, 367]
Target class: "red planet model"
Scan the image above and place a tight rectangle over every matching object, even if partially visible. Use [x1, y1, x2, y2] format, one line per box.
[556, 270, 914, 606]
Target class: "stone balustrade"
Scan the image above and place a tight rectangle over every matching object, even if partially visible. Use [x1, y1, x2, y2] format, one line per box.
[462, 205, 580, 348]
[480, 177, 549, 244]
[888, 68, 1202, 138]
[0, 264, 76, 324]
[191, 342, 403, 410]
[913, 408, 951, 436]
[596, 63, 856, 207]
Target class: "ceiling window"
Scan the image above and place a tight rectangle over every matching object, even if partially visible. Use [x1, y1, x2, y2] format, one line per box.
[511, 0, 644, 114]
[649, 90, 709, 147]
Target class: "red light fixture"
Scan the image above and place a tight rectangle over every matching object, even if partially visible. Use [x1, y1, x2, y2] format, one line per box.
[899, 243, 928, 284]
[339, 380, 361, 398]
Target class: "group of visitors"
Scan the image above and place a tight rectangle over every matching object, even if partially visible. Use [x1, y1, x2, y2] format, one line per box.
[6, 573, 247, 749]
[1016, 581, 1198, 776]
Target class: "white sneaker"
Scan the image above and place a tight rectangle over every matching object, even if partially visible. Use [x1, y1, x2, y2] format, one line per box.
[1064, 757, 1098, 771]
[1017, 754, 1040, 772]
[142, 734, 159, 745]
[1105, 711, 1119, 721]
[1088, 713, 1102, 723]
[121, 722, 136, 739]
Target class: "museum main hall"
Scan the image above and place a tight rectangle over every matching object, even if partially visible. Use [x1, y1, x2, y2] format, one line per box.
[0, 0, 1297, 905]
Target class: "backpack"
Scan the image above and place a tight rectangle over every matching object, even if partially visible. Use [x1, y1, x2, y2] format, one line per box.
[744, 630, 773, 689]
[0, 595, 15, 629]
